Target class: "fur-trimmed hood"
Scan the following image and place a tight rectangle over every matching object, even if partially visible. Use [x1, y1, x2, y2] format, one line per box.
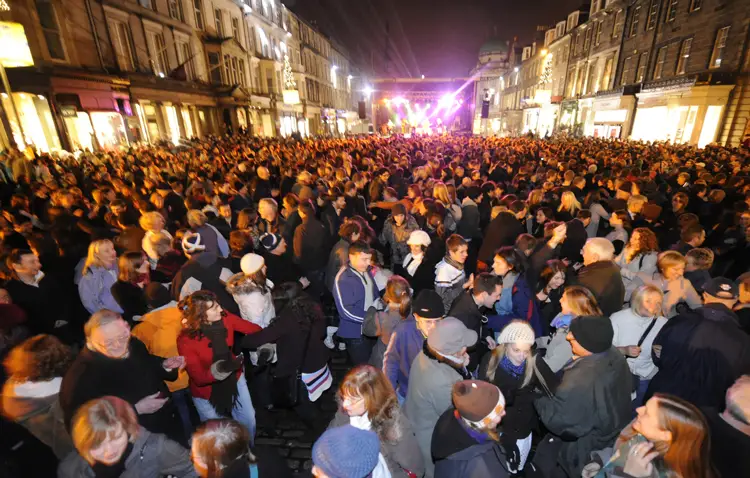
[224, 273, 272, 295]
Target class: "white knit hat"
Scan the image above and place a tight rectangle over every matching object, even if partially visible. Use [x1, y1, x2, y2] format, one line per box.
[407, 230, 431, 247]
[498, 320, 535, 345]
[240, 253, 265, 275]
[182, 232, 206, 254]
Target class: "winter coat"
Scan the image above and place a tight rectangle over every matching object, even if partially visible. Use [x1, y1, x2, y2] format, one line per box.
[573, 260, 625, 317]
[57, 427, 197, 478]
[111, 280, 149, 324]
[631, 272, 702, 318]
[614, 251, 658, 300]
[610, 308, 667, 380]
[328, 410, 425, 478]
[486, 273, 545, 338]
[379, 214, 420, 266]
[325, 238, 350, 292]
[60, 338, 181, 441]
[1, 377, 73, 459]
[478, 212, 524, 265]
[171, 252, 240, 316]
[131, 302, 189, 392]
[457, 198, 481, 240]
[5, 273, 74, 335]
[77, 265, 124, 315]
[534, 347, 632, 478]
[293, 215, 330, 271]
[434, 259, 466, 313]
[543, 325, 574, 373]
[363, 306, 404, 369]
[646, 304, 750, 408]
[448, 291, 491, 371]
[333, 265, 380, 339]
[404, 342, 472, 478]
[383, 317, 424, 398]
[225, 275, 275, 328]
[194, 223, 229, 258]
[431, 408, 512, 478]
[176, 313, 261, 400]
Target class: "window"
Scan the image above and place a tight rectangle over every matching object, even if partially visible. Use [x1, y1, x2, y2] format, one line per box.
[231, 17, 240, 40]
[676, 38, 692, 74]
[34, 0, 66, 60]
[193, 0, 204, 30]
[586, 63, 597, 94]
[238, 59, 246, 87]
[689, 0, 702, 12]
[636, 52, 648, 82]
[266, 69, 275, 93]
[666, 0, 679, 23]
[630, 6, 641, 38]
[214, 9, 224, 36]
[709, 26, 730, 68]
[621, 56, 632, 85]
[613, 9, 623, 38]
[110, 21, 135, 71]
[151, 32, 169, 76]
[178, 41, 194, 80]
[601, 56, 613, 89]
[223, 54, 231, 84]
[595, 21, 603, 46]
[583, 28, 592, 52]
[654, 46, 668, 79]
[208, 52, 222, 84]
[647, 0, 658, 30]
[168, 0, 184, 21]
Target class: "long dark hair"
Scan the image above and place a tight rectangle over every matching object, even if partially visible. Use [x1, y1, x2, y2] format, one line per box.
[179, 290, 224, 338]
[271, 282, 323, 332]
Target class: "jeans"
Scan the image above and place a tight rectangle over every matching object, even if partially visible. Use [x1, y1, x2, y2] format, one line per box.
[171, 388, 194, 439]
[343, 337, 374, 365]
[192, 374, 256, 444]
[633, 378, 650, 413]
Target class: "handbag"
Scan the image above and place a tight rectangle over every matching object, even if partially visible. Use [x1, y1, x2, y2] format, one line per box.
[631, 317, 658, 393]
[270, 325, 312, 409]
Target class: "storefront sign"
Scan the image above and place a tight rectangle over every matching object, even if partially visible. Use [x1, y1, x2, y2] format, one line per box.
[60, 107, 78, 118]
[0, 22, 34, 67]
[593, 109, 627, 124]
[282, 89, 300, 105]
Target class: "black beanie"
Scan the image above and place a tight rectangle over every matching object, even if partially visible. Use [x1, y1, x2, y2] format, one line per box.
[569, 315, 613, 354]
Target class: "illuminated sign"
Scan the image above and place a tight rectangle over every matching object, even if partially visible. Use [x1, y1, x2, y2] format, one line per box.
[0, 22, 34, 68]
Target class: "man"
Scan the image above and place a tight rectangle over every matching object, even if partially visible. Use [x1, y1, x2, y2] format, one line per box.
[259, 232, 309, 287]
[449, 273, 503, 371]
[157, 181, 186, 227]
[535, 316, 631, 478]
[379, 202, 419, 267]
[60, 309, 186, 444]
[478, 200, 527, 270]
[647, 277, 750, 408]
[252, 166, 273, 203]
[383, 289, 445, 401]
[333, 241, 381, 365]
[574, 238, 625, 316]
[293, 200, 330, 298]
[257, 197, 285, 237]
[435, 234, 473, 313]
[703, 375, 750, 478]
[404, 317, 476, 478]
[670, 223, 705, 255]
[321, 187, 347, 240]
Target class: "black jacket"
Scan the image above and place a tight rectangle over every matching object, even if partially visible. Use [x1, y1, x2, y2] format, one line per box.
[111, 280, 148, 325]
[395, 252, 438, 298]
[320, 204, 344, 240]
[262, 251, 305, 286]
[59, 338, 181, 442]
[478, 212, 523, 265]
[559, 219, 587, 264]
[293, 216, 330, 272]
[449, 291, 491, 370]
[171, 252, 240, 316]
[573, 260, 625, 317]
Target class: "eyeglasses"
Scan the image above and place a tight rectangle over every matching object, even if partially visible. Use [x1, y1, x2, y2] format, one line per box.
[99, 334, 130, 349]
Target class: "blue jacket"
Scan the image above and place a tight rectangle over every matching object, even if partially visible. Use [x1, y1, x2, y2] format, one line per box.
[77, 266, 124, 315]
[383, 317, 424, 398]
[333, 265, 380, 339]
[487, 273, 544, 337]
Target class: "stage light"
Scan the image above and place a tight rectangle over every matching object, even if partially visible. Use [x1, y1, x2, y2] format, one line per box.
[363, 86, 373, 98]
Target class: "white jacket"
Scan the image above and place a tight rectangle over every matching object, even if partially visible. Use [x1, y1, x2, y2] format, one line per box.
[610, 308, 667, 379]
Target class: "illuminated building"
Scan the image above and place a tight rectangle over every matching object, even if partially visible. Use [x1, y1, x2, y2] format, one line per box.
[470, 38, 513, 136]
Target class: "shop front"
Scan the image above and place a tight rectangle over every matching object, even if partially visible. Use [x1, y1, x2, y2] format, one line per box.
[630, 77, 735, 147]
[1, 92, 61, 152]
[590, 90, 637, 140]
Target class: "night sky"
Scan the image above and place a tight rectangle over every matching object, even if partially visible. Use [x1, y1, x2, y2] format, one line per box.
[283, 0, 586, 78]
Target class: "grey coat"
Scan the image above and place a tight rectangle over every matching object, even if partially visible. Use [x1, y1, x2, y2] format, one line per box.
[328, 409, 425, 477]
[57, 427, 197, 478]
[535, 347, 632, 478]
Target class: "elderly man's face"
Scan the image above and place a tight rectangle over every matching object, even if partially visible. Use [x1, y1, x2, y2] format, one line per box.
[89, 319, 131, 359]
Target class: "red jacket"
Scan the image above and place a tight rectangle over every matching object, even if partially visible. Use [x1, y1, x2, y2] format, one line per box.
[176, 313, 261, 400]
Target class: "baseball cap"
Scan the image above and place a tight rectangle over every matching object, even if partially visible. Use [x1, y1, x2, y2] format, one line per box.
[427, 317, 478, 355]
[412, 290, 445, 319]
[704, 277, 739, 300]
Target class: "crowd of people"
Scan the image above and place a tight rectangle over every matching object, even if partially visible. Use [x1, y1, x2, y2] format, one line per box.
[0, 132, 749, 478]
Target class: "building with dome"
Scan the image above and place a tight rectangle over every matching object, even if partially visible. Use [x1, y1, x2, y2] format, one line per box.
[470, 38, 516, 136]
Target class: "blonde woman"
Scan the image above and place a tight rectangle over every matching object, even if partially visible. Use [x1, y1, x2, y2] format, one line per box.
[363, 275, 412, 368]
[557, 191, 581, 222]
[632, 251, 702, 318]
[543, 286, 603, 373]
[57, 396, 195, 478]
[479, 321, 557, 472]
[77, 239, 123, 314]
[433, 181, 461, 232]
[140, 211, 172, 262]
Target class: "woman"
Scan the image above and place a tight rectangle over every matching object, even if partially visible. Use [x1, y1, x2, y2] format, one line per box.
[363, 275, 412, 369]
[78, 239, 123, 315]
[396, 230, 435, 296]
[188, 209, 229, 258]
[111, 251, 150, 324]
[176, 290, 261, 443]
[191, 419, 268, 478]
[145, 231, 187, 283]
[433, 182, 460, 232]
[633, 251, 702, 318]
[58, 395, 196, 477]
[535, 260, 567, 337]
[478, 321, 557, 472]
[532, 207, 554, 238]
[606, 210, 631, 254]
[611, 285, 668, 407]
[488, 246, 544, 337]
[1, 335, 74, 459]
[235, 208, 261, 249]
[543, 286, 603, 373]
[582, 394, 714, 478]
[616, 228, 660, 300]
[225, 254, 275, 329]
[241, 282, 331, 413]
[140, 211, 173, 262]
[327, 365, 425, 477]
[431, 380, 511, 477]
[583, 190, 611, 237]
[557, 191, 581, 222]
[325, 220, 361, 293]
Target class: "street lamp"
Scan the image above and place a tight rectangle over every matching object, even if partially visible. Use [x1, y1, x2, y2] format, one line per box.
[363, 86, 373, 98]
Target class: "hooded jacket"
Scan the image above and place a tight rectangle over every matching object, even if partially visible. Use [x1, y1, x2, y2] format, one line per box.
[225, 274, 275, 328]
[333, 265, 380, 339]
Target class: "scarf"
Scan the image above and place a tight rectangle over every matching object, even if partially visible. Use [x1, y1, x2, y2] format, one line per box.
[455, 410, 492, 444]
[403, 252, 424, 277]
[91, 442, 134, 478]
[550, 312, 575, 329]
[500, 355, 526, 379]
[443, 254, 464, 271]
[201, 321, 238, 416]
